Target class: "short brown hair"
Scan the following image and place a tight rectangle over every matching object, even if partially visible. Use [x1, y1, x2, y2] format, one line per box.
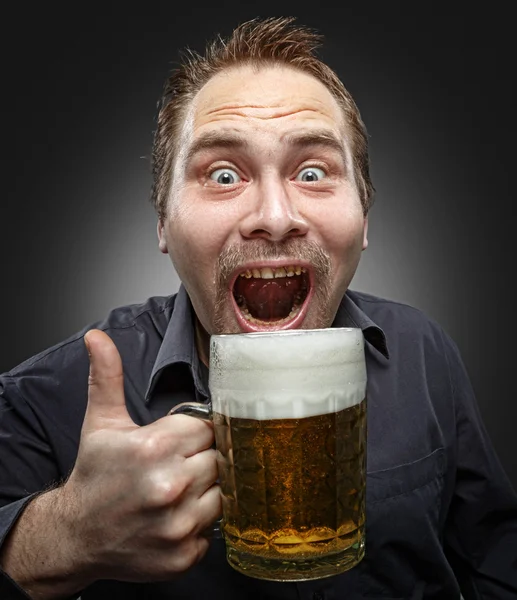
[151, 16, 374, 221]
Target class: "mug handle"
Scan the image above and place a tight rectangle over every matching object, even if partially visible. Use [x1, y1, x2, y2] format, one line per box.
[168, 401, 222, 539]
[168, 401, 212, 421]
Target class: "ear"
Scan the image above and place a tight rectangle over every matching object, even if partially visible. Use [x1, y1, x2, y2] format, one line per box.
[362, 216, 369, 251]
[157, 220, 168, 254]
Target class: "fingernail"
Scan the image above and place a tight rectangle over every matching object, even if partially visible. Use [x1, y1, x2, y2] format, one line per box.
[84, 331, 92, 356]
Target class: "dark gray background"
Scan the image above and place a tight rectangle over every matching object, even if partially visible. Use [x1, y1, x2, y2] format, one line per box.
[2, 5, 515, 487]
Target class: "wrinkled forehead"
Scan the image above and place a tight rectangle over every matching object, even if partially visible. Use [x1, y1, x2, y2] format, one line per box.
[180, 65, 347, 148]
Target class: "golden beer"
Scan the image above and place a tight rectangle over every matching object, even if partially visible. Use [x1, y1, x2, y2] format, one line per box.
[209, 328, 367, 581]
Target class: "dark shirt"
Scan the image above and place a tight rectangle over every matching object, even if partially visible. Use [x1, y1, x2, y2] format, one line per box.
[1, 286, 516, 599]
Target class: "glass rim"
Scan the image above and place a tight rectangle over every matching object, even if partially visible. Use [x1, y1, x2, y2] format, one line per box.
[210, 327, 361, 340]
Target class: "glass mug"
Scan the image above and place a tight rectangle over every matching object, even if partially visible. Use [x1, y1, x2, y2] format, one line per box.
[169, 328, 367, 582]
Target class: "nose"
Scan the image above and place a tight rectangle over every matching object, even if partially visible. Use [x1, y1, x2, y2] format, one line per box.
[239, 178, 309, 242]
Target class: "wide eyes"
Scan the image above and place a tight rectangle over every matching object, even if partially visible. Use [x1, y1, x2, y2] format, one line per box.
[295, 167, 327, 182]
[208, 166, 327, 185]
[209, 168, 242, 185]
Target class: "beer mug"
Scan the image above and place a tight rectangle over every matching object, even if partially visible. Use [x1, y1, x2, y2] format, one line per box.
[170, 328, 367, 581]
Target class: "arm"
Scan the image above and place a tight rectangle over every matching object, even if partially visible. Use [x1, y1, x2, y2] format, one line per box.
[0, 369, 73, 599]
[443, 337, 517, 598]
[0, 330, 221, 599]
[0, 489, 92, 599]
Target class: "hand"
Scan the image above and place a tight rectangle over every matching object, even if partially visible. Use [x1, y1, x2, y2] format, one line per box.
[62, 328, 221, 583]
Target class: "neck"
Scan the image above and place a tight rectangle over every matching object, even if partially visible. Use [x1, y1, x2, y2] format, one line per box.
[194, 317, 211, 367]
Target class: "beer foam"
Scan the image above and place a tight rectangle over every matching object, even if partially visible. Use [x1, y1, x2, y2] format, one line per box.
[209, 328, 367, 420]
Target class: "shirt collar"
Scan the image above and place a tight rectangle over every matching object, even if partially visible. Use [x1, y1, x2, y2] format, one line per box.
[145, 286, 390, 402]
[333, 293, 390, 360]
[145, 285, 208, 403]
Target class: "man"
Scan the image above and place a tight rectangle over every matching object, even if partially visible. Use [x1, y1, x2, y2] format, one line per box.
[0, 16, 515, 600]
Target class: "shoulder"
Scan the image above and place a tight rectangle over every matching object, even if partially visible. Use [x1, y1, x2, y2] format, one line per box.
[4, 294, 177, 380]
[348, 289, 444, 332]
[346, 289, 458, 356]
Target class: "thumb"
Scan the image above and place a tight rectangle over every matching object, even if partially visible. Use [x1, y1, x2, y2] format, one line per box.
[83, 329, 134, 430]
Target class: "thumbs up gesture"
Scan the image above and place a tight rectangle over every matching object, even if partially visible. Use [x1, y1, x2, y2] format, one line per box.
[63, 329, 221, 582]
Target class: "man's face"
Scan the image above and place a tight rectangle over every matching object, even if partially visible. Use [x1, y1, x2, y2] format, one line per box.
[158, 65, 368, 340]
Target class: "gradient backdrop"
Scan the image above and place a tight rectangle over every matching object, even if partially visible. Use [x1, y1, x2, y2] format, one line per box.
[2, 6, 515, 487]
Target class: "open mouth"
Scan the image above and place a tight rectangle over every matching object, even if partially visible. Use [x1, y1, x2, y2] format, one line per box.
[231, 264, 312, 330]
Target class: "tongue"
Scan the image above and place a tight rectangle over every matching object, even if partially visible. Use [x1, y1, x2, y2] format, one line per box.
[234, 277, 303, 320]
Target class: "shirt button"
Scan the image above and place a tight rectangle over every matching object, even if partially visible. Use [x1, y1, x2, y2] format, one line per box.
[313, 593, 324, 600]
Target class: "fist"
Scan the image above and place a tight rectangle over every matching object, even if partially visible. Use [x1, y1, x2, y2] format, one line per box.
[62, 329, 221, 583]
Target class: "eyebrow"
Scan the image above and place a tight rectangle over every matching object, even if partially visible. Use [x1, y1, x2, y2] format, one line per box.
[282, 129, 348, 170]
[184, 131, 250, 166]
[183, 128, 348, 171]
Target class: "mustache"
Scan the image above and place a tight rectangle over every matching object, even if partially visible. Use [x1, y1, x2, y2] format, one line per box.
[217, 240, 331, 288]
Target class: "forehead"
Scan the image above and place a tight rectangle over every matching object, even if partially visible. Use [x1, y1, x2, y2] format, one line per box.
[186, 65, 346, 140]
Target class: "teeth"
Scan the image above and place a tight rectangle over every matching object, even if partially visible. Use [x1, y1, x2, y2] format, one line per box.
[260, 267, 274, 279]
[239, 265, 305, 279]
[241, 304, 302, 324]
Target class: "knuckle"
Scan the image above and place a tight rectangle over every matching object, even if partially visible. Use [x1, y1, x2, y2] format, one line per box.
[204, 490, 223, 523]
[171, 537, 209, 573]
[146, 473, 187, 508]
[203, 447, 218, 462]
[209, 485, 223, 512]
[206, 449, 219, 473]
[200, 450, 220, 481]
[138, 431, 168, 461]
[169, 514, 198, 542]
[190, 447, 216, 468]
[87, 372, 124, 388]
[171, 414, 213, 441]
